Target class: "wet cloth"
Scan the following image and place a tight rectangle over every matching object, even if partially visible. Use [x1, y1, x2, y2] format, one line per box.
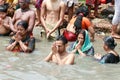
[100, 53, 120, 64]
[0, 31, 11, 36]
[9, 35, 35, 52]
[72, 30, 94, 55]
[63, 30, 77, 41]
[45, 21, 58, 38]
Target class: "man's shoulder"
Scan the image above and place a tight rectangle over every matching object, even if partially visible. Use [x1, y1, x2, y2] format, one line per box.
[15, 8, 21, 12]
[29, 9, 35, 14]
[5, 16, 11, 20]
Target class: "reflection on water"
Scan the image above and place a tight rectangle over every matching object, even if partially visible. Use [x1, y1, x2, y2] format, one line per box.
[0, 27, 120, 80]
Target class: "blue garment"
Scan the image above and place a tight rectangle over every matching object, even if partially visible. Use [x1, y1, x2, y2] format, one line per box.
[72, 30, 94, 55]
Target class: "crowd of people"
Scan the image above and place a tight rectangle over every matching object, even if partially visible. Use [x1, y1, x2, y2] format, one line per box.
[0, 0, 120, 65]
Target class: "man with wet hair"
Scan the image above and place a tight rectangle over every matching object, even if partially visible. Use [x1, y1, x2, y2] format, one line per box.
[41, 0, 66, 39]
[44, 35, 75, 65]
[0, 5, 12, 36]
[11, 0, 35, 35]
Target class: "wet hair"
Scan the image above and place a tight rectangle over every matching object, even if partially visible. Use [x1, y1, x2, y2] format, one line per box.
[56, 35, 68, 45]
[74, 15, 82, 35]
[75, 6, 89, 17]
[74, 6, 89, 35]
[17, 21, 28, 30]
[0, 5, 8, 12]
[103, 36, 117, 50]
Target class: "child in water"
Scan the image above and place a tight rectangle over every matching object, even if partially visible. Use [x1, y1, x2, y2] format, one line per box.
[94, 36, 119, 64]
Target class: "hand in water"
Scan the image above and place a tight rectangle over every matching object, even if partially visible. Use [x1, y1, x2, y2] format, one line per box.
[46, 32, 50, 39]
[94, 53, 102, 60]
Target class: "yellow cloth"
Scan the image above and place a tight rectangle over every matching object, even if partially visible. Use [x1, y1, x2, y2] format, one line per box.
[45, 22, 57, 38]
[13, 0, 18, 4]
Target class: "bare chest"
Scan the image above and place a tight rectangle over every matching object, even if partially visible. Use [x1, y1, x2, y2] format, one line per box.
[15, 11, 30, 21]
[46, 1, 61, 12]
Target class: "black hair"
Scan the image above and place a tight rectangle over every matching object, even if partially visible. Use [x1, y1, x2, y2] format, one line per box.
[56, 35, 68, 45]
[74, 6, 89, 35]
[17, 21, 28, 30]
[74, 15, 82, 35]
[0, 5, 8, 12]
[103, 36, 117, 50]
[75, 6, 89, 17]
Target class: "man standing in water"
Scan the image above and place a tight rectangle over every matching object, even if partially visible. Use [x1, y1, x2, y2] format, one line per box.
[41, 0, 66, 39]
[44, 35, 75, 65]
[11, 0, 36, 35]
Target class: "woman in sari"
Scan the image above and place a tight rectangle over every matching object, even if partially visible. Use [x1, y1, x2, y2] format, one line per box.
[72, 29, 94, 56]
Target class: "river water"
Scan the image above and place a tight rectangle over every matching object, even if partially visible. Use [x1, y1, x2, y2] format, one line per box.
[0, 26, 120, 80]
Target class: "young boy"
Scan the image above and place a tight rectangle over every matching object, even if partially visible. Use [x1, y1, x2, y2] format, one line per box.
[0, 5, 12, 36]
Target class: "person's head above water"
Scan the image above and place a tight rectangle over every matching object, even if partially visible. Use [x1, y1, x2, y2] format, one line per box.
[56, 35, 68, 45]
[103, 36, 117, 50]
[75, 6, 89, 17]
[17, 20, 28, 30]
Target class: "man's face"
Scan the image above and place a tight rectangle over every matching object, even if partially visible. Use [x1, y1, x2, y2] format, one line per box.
[19, 0, 27, 9]
[55, 40, 66, 53]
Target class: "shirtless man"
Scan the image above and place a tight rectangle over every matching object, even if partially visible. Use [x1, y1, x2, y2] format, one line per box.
[41, 0, 66, 38]
[0, 5, 12, 36]
[44, 35, 75, 65]
[11, 0, 35, 34]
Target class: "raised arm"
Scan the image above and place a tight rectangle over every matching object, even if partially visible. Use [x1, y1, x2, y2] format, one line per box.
[44, 51, 53, 62]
